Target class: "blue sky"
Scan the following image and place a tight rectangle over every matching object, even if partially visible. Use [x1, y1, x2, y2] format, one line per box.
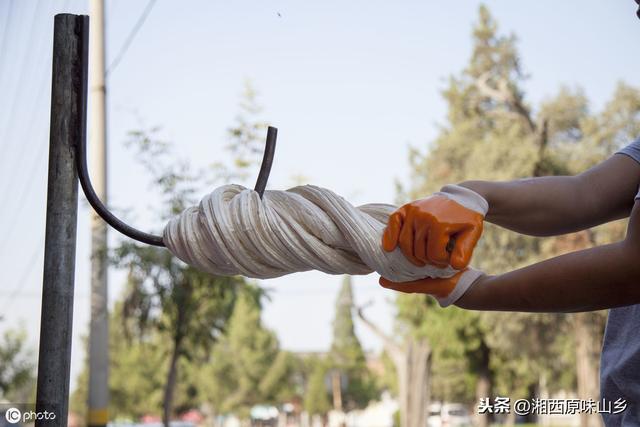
[1, 0, 639, 390]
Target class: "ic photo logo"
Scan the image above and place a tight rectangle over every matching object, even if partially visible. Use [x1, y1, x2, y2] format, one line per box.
[4, 407, 21, 424]
[3, 406, 57, 424]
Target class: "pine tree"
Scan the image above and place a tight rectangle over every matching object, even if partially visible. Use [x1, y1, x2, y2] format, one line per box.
[204, 290, 295, 419]
[0, 326, 35, 403]
[399, 5, 640, 427]
[330, 276, 365, 369]
[303, 358, 331, 417]
[98, 81, 271, 427]
[398, 9, 541, 422]
[70, 302, 169, 421]
[328, 276, 376, 410]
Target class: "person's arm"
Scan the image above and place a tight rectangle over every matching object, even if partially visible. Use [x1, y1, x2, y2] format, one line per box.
[455, 199, 640, 312]
[380, 198, 640, 312]
[459, 154, 640, 236]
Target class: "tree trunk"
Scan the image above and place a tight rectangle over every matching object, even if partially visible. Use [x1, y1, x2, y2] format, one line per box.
[391, 340, 431, 427]
[395, 348, 409, 427]
[475, 339, 491, 427]
[504, 410, 517, 426]
[574, 312, 603, 427]
[355, 306, 430, 427]
[331, 370, 343, 411]
[539, 373, 550, 427]
[406, 340, 431, 427]
[163, 335, 183, 427]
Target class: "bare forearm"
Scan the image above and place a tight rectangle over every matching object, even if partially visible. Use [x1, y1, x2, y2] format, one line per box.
[456, 241, 640, 312]
[460, 177, 591, 235]
[458, 154, 640, 236]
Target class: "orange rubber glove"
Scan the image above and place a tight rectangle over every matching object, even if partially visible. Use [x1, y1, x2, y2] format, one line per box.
[382, 184, 488, 270]
[379, 267, 485, 307]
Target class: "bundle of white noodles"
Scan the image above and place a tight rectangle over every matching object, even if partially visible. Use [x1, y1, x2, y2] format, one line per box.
[163, 184, 458, 281]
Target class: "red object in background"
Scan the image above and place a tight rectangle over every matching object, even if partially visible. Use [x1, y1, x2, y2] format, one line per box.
[67, 412, 82, 427]
[141, 414, 162, 423]
[180, 409, 204, 423]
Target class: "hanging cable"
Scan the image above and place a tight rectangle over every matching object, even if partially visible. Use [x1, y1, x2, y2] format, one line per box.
[106, 0, 157, 76]
[0, 235, 45, 315]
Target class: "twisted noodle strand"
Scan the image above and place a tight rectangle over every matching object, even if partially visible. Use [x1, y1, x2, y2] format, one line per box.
[163, 184, 458, 281]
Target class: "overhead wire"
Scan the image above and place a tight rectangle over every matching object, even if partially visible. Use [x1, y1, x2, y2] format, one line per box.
[0, 56, 51, 213]
[106, 0, 157, 76]
[0, 234, 45, 316]
[0, 125, 50, 256]
[0, 0, 42, 151]
[0, 0, 70, 216]
[0, 0, 48, 205]
[0, 0, 71, 304]
[0, 0, 53, 252]
[1, 0, 81, 209]
[0, 0, 15, 91]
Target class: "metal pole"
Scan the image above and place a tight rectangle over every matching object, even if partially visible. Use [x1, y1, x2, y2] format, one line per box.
[88, 1, 109, 425]
[35, 14, 88, 427]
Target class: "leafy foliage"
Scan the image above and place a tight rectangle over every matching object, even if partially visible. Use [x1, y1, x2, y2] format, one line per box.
[303, 357, 331, 416]
[0, 325, 35, 403]
[72, 80, 278, 423]
[397, 4, 640, 404]
[328, 276, 378, 410]
[202, 291, 297, 418]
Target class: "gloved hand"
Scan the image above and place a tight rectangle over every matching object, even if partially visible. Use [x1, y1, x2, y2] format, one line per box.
[382, 184, 488, 270]
[379, 267, 485, 307]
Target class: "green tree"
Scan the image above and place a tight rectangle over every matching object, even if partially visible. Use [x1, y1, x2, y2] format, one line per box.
[400, 5, 640, 427]
[303, 358, 331, 418]
[356, 298, 432, 427]
[397, 8, 539, 425]
[104, 79, 273, 426]
[212, 80, 270, 185]
[203, 291, 293, 418]
[70, 303, 168, 421]
[328, 276, 376, 410]
[112, 152, 245, 427]
[0, 325, 35, 402]
[108, 315, 166, 420]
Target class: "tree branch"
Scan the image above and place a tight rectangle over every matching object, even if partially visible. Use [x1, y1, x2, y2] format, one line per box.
[475, 71, 511, 104]
[354, 302, 403, 360]
[475, 71, 536, 134]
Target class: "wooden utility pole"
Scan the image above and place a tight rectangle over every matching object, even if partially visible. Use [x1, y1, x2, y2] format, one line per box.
[36, 14, 88, 427]
[88, 0, 109, 426]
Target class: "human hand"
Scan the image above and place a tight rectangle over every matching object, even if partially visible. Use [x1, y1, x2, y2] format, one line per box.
[382, 184, 488, 269]
[379, 267, 485, 307]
